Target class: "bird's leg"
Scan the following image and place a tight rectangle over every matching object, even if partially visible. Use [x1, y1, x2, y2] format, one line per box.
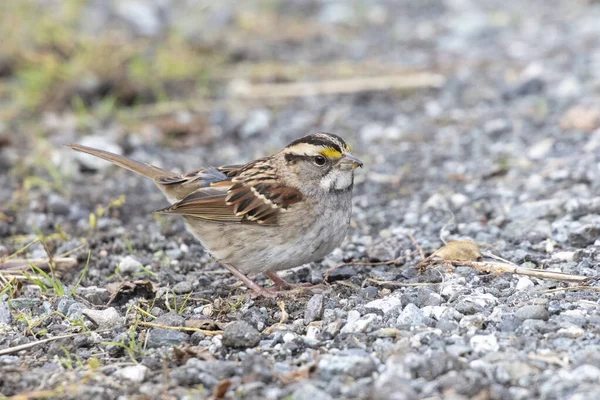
[264, 272, 316, 290]
[221, 263, 277, 298]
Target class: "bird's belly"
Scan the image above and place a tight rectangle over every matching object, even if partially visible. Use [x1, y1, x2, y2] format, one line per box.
[182, 200, 351, 275]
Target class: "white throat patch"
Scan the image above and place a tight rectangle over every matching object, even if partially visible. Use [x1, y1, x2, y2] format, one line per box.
[320, 169, 354, 191]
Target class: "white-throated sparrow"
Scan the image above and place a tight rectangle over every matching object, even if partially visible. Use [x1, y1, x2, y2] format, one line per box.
[69, 133, 362, 297]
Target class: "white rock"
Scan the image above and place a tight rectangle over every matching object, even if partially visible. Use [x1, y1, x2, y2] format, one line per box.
[516, 277, 534, 291]
[341, 313, 378, 333]
[528, 138, 555, 160]
[450, 193, 470, 209]
[113, 365, 148, 383]
[557, 326, 584, 338]
[306, 326, 321, 341]
[82, 307, 123, 329]
[470, 335, 499, 353]
[552, 251, 575, 262]
[118, 256, 144, 275]
[283, 332, 297, 343]
[365, 293, 402, 314]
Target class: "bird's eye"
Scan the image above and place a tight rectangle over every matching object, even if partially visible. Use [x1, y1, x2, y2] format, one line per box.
[314, 155, 327, 166]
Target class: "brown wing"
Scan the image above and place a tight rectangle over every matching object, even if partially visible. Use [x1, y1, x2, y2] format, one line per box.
[157, 159, 302, 225]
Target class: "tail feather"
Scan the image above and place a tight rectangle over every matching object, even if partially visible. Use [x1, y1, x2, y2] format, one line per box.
[67, 144, 174, 181]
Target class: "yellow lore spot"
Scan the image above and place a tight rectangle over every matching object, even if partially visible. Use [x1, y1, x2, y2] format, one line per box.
[320, 147, 342, 158]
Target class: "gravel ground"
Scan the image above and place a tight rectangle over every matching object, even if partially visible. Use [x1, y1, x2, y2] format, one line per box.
[1, 1, 600, 399]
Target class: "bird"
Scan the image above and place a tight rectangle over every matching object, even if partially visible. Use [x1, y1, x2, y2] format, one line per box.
[68, 132, 363, 297]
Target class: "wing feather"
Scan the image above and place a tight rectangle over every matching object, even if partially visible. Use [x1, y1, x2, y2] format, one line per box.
[156, 159, 302, 225]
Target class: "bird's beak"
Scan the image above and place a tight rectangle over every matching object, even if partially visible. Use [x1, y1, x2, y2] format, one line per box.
[339, 153, 363, 170]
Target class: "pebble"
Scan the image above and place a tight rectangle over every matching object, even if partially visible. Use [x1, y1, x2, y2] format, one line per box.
[470, 335, 500, 353]
[364, 292, 402, 314]
[515, 305, 549, 321]
[119, 256, 144, 275]
[568, 224, 600, 248]
[291, 382, 333, 400]
[82, 307, 123, 329]
[113, 365, 149, 383]
[396, 304, 426, 327]
[146, 329, 189, 349]
[317, 353, 377, 379]
[0, 301, 11, 325]
[304, 294, 324, 324]
[515, 277, 534, 291]
[222, 321, 260, 349]
[341, 313, 377, 333]
[172, 281, 192, 294]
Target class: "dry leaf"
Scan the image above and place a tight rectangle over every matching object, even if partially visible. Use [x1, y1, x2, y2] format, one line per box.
[106, 280, 156, 305]
[209, 379, 232, 400]
[430, 240, 483, 262]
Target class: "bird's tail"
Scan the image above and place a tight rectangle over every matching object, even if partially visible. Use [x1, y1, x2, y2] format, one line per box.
[67, 144, 174, 181]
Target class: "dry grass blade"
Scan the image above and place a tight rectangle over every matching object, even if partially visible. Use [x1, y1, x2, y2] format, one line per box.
[438, 260, 589, 283]
[540, 286, 600, 294]
[230, 73, 446, 99]
[0, 333, 80, 356]
[324, 250, 417, 283]
[364, 278, 440, 288]
[136, 320, 222, 336]
[0, 257, 77, 272]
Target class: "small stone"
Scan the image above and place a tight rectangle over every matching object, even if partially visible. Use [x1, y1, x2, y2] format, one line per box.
[326, 266, 357, 281]
[292, 382, 333, 400]
[365, 292, 402, 314]
[304, 294, 324, 324]
[397, 304, 425, 327]
[146, 329, 189, 349]
[498, 315, 522, 332]
[113, 365, 149, 383]
[82, 307, 123, 329]
[317, 353, 377, 379]
[172, 281, 192, 294]
[8, 298, 40, 310]
[568, 224, 600, 248]
[119, 256, 143, 275]
[222, 321, 260, 349]
[154, 312, 184, 327]
[341, 313, 378, 333]
[282, 332, 296, 343]
[0, 301, 11, 325]
[560, 106, 600, 132]
[306, 325, 321, 341]
[470, 335, 500, 353]
[515, 277, 534, 291]
[515, 305, 549, 321]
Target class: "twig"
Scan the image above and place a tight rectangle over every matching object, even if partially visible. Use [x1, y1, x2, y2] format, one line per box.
[539, 286, 600, 294]
[0, 238, 39, 263]
[436, 260, 589, 283]
[136, 320, 222, 336]
[365, 278, 440, 288]
[0, 333, 80, 356]
[230, 73, 446, 99]
[408, 233, 425, 261]
[0, 258, 77, 272]
[323, 250, 417, 282]
[264, 300, 289, 335]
